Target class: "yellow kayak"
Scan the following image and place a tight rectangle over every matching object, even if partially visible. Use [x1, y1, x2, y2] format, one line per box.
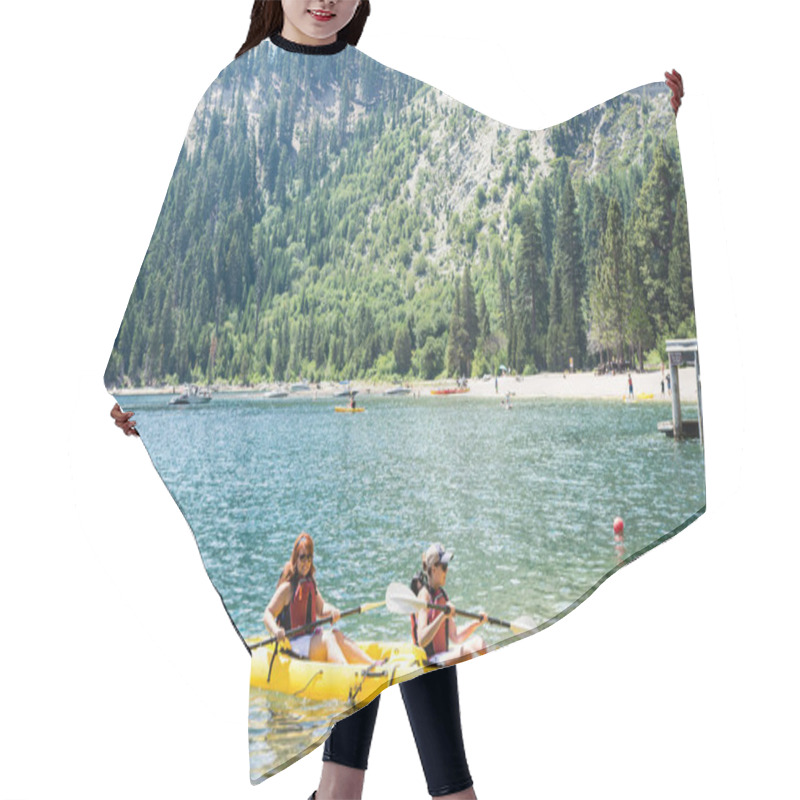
[249, 640, 430, 702]
[334, 407, 365, 413]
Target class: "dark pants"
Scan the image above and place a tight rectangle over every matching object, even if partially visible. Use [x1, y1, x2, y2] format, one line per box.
[323, 666, 473, 797]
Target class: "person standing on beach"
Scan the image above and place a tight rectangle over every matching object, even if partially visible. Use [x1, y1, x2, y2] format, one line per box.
[628, 373, 634, 399]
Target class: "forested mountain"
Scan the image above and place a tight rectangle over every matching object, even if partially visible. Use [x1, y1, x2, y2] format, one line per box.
[105, 44, 693, 388]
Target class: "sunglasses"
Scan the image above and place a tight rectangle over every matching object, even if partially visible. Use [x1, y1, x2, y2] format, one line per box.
[298, 553, 313, 562]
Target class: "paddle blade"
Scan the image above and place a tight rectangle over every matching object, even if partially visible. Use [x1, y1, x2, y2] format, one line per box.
[509, 616, 537, 635]
[385, 582, 425, 615]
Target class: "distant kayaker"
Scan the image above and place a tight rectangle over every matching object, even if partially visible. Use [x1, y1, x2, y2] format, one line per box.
[262, 532, 373, 665]
[411, 543, 487, 664]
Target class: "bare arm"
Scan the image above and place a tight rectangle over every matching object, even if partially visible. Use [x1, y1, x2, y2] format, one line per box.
[448, 612, 488, 645]
[414, 589, 451, 649]
[263, 582, 292, 639]
[316, 588, 341, 623]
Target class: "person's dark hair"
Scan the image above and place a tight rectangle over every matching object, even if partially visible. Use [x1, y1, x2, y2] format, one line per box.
[410, 570, 429, 596]
[236, 0, 371, 59]
[411, 549, 432, 596]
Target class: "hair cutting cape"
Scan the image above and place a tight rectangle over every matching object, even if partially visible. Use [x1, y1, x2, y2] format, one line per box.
[106, 37, 705, 783]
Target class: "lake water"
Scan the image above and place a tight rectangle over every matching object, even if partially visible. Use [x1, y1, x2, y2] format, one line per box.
[118, 391, 705, 778]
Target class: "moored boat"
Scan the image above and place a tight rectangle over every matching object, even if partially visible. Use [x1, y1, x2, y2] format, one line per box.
[169, 385, 212, 405]
[385, 385, 411, 396]
[264, 389, 289, 399]
[335, 406, 365, 413]
[430, 387, 470, 396]
[249, 640, 430, 701]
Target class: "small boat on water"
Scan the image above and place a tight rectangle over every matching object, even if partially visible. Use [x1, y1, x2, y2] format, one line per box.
[169, 385, 212, 405]
[623, 392, 655, 404]
[385, 385, 411, 396]
[249, 640, 430, 701]
[333, 388, 359, 398]
[431, 387, 470, 396]
[264, 389, 288, 399]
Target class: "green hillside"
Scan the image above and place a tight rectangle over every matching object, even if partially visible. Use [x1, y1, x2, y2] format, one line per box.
[105, 46, 692, 388]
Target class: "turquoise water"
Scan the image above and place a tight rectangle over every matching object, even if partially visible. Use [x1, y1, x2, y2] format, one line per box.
[119, 391, 705, 777]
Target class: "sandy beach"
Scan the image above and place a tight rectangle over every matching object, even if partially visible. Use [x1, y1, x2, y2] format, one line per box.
[451, 367, 698, 402]
[111, 367, 698, 403]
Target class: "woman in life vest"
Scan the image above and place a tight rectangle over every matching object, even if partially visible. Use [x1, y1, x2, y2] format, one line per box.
[262, 532, 373, 664]
[412, 543, 488, 665]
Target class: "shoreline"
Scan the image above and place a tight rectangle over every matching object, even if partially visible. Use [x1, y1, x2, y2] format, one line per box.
[109, 367, 699, 403]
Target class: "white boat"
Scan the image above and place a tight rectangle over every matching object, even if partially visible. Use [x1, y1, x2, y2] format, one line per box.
[290, 382, 311, 392]
[385, 385, 411, 396]
[169, 385, 212, 405]
[264, 389, 289, 399]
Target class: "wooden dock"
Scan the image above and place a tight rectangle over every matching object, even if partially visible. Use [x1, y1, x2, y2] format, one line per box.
[659, 339, 704, 445]
[658, 419, 701, 439]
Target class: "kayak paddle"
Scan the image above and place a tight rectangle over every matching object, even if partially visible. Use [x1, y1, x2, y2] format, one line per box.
[251, 600, 385, 650]
[385, 582, 536, 635]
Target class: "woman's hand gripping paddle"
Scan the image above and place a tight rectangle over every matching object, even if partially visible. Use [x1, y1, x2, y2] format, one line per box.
[251, 601, 385, 650]
[385, 582, 535, 635]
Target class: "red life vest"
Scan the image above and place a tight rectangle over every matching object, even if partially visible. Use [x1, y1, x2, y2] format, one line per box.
[410, 586, 450, 658]
[278, 576, 317, 632]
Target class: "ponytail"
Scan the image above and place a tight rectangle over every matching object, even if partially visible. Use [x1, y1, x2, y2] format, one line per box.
[410, 570, 429, 596]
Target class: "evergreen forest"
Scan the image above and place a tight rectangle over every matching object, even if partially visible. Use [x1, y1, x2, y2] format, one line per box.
[105, 45, 694, 388]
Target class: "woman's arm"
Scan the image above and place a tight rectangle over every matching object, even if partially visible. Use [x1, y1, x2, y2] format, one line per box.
[317, 589, 341, 623]
[449, 613, 488, 645]
[414, 589, 452, 649]
[263, 582, 291, 639]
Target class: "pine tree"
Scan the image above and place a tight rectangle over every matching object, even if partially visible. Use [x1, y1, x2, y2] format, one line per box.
[554, 177, 586, 368]
[478, 293, 490, 340]
[583, 183, 608, 294]
[393, 324, 412, 375]
[461, 263, 478, 369]
[535, 179, 556, 272]
[497, 265, 515, 368]
[514, 204, 546, 371]
[625, 219, 654, 370]
[546, 265, 564, 370]
[446, 280, 467, 377]
[667, 187, 694, 334]
[635, 141, 677, 335]
[590, 198, 626, 362]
